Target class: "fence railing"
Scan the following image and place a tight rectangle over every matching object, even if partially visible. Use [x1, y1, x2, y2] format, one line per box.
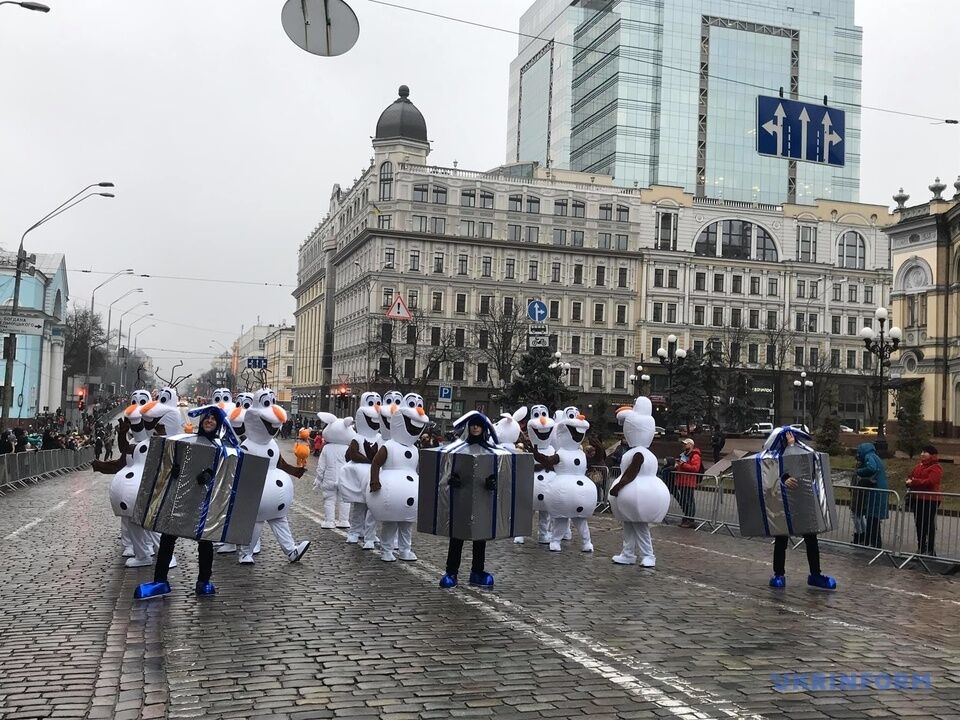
[0, 447, 95, 496]
[655, 472, 959, 572]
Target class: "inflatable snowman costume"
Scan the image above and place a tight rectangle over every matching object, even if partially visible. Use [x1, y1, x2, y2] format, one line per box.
[237, 389, 311, 564]
[314, 412, 355, 529]
[521, 405, 556, 545]
[489, 407, 535, 546]
[542, 406, 596, 552]
[339, 391, 383, 549]
[367, 393, 428, 562]
[107, 390, 158, 566]
[609, 397, 670, 567]
[217, 393, 256, 555]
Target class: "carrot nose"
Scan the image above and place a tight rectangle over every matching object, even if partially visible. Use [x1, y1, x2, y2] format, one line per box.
[416, 407, 425, 417]
[141, 400, 158, 414]
[391, 404, 398, 415]
[576, 414, 586, 421]
[272, 405, 287, 423]
[124, 403, 137, 416]
[374, 403, 381, 413]
[229, 407, 241, 421]
[539, 416, 547, 426]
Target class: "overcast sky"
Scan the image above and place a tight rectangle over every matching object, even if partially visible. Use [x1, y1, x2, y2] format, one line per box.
[2, 0, 958, 380]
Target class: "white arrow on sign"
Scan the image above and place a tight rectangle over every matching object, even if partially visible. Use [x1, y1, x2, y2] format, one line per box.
[797, 106, 810, 159]
[822, 111, 842, 160]
[762, 102, 786, 156]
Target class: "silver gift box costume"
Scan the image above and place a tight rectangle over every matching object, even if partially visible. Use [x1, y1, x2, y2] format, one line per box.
[418, 440, 534, 541]
[133, 435, 269, 545]
[732, 436, 836, 537]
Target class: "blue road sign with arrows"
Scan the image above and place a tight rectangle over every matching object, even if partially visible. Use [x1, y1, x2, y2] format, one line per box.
[527, 300, 548, 323]
[757, 95, 845, 168]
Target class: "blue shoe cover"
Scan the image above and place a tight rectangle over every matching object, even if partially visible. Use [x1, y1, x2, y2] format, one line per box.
[769, 575, 786, 589]
[134, 581, 171, 600]
[439, 574, 457, 588]
[807, 574, 837, 590]
[469, 571, 494, 587]
[195, 581, 216, 596]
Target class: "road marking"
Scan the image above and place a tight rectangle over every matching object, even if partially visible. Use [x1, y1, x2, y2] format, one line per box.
[866, 583, 960, 606]
[295, 506, 765, 720]
[657, 538, 768, 565]
[4, 499, 70, 540]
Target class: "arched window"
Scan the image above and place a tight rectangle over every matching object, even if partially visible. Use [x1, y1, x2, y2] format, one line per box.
[53, 290, 62, 320]
[756, 226, 778, 262]
[378, 162, 393, 201]
[694, 222, 718, 256]
[837, 231, 865, 269]
[720, 220, 752, 260]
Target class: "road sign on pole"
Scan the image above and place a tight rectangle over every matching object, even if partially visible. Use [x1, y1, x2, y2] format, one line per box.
[527, 336, 549, 348]
[246, 356, 268, 369]
[757, 95, 845, 167]
[528, 324, 548, 335]
[438, 385, 453, 401]
[385, 294, 413, 321]
[527, 300, 548, 323]
[0, 316, 44, 336]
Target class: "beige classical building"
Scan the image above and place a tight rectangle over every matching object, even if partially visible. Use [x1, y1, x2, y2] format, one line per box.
[263, 325, 295, 403]
[886, 178, 960, 435]
[292, 85, 896, 428]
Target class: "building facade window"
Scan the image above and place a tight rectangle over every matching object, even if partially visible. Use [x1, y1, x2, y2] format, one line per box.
[457, 254, 468, 275]
[413, 184, 428, 202]
[598, 232, 612, 249]
[481, 256, 492, 277]
[479, 191, 494, 209]
[656, 211, 678, 250]
[594, 303, 605, 322]
[409, 250, 420, 271]
[431, 217, 445, 234]
[694, 220, 778, 262]
[432, 186, 447, 204]
[592, 368, 603, 388]
[460, 220, 475, 237]
[456, 294, 467, 313]
[573, 265, 583, 284]
[505, 259, 515, 279]
[553, 228, 567, 246]
[378, 215, 392, 229]
[554, 199, 567, 216]
[571, 301, 582, 321]
[695, 272, 706, 291]
[477, 363, 488, 383]
[593, 337, 603, 355]
[550, 300, 560, 320]
[453, 362, 464, 381]
[616, 338, 625, 357]
[714, 274, 724, 292]
[616, 304, 626, 324]
[479, 221, 492, 239]
[616, 205, 629, 222]
[479, 295, 492, 314]
[407, 289, 418, 309]
[838, 231, 866, 269]
[694, 306, 705, 325]
[508, 224, 521, 242]
[732, 275, 742, 294]
[433, 252, 444, 273]
[572, 230, 584, 247]
[525, 226, 539, 244]
[599, 204, 613, 221]
[572, 201, 585, 218]
[653, 302, 663, 322]
[414, 215, 427, 232]
[797, 225, 817, 262]
[526, 196, 540, 214]
[618, 267, 628, 287]
[431, 292, 442, 312]
[596, 266, 606, 286]
[654, 269, 664, 287]
[460, 189, 475, 207]
[528, 261, 538, 281]
[378, 161, 393, 201]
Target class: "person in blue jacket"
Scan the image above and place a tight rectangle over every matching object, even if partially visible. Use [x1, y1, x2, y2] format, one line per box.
[854, 442, 888, 548]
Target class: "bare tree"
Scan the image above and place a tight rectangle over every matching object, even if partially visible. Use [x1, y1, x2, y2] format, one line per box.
[706, 323, 758, 428]
[762, 319, 799, 423]
[472, 303, 528, 399]
[367, 309, 467, 396]
[803, 350, 842, 428]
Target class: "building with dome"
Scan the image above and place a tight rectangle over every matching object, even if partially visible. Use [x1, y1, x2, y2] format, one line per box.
[885, 178, 960, 436]
[292, 85, 895, 430]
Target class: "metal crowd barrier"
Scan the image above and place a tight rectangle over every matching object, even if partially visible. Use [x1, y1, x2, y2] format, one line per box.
[894, 491, 960, 572]
[658, 471, 723, 531]
[0, 447, 96, 497]
[587, 465, 612, 513]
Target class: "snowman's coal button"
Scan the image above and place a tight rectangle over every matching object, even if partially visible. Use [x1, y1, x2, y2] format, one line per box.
[574, 458, 581, 466]
[537, 474, 544, 481]
[139, 446, 148, 454]
[406, 475, 414, 482]
[576, 480, 584, 486]
[276, 479, 284, 487]
[537, 493, 544, 501]
[267, 448, 275, 457]
[576, 506, 583, 513]
[241, 445, 248, 451]
[404, 451, 413, 459]
[119, 502, 128, 511]
[406, 497, 415, 506]
[125, 472, 135, 479]
[277, 503, 285, 511]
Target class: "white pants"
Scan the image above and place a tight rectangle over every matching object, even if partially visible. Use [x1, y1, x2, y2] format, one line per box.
[516, 511, 553, 542]
[243, 517, 296, 557]
[323, 490, 351, 526]
[349, 503, 379, 541]
[552, 516, 590, 547]
[620, 521, 655, 566]
[124, 517, 156, 561]
[120, 517, 132, 551]
[380, 521, 413, 554]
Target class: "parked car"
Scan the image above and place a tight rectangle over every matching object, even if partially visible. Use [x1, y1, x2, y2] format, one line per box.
[839, 425, 855, 433]
[788, 423, 810, 434]
[745, 422, 774, 438]
[860, 426, 879, 436]
[654, 426, 666, 437]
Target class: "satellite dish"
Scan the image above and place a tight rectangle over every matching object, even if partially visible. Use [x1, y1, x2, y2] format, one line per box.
[281, 0, 360, 57]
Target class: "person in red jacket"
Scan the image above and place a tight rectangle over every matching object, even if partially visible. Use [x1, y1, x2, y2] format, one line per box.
[673, 438, 702, 527]
[312, 431, 324, 457]
[906, 444, 942, 556]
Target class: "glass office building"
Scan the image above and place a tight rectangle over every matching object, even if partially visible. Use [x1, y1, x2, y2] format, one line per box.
[507, 0, 862, 205]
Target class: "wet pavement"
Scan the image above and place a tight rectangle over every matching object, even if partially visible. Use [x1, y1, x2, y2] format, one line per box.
[1, 448, 958, 720]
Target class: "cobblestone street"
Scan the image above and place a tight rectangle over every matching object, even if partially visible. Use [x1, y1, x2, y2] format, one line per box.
[1, 456, 959, 720]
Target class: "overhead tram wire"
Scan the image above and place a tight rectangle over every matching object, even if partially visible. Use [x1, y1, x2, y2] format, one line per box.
[71, 268, 295, 289]
[363, 0, 958, 124]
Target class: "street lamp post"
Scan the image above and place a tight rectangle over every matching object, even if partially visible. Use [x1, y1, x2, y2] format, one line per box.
[119, 312, 152, 391]
[860, 307, 902, 455]
[628, 363, 650, 397]
[116, 302, 149, 355]
[792, 371, 814, 429]
[656, 334, 687, 431]
[548, 350, 572, 408]
[133, 324, 155, 356]
[105, 288, 142, 354]
[1, 182, 114, 425]
[0, 2, 51, 12]
[84, 268, 133, 401]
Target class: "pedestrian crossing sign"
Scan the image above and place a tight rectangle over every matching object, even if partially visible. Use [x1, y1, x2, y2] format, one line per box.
[385, 294, 413, 321]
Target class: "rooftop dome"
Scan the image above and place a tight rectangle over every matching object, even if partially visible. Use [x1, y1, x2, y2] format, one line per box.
[375, 85, 427, 144]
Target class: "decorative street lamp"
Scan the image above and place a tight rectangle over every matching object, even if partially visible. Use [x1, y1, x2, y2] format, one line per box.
[0, 2, 51, 12]
[549, 350, 572, 408]
[859, 307, 902, 455]
[656, 334, 687, 430]
[792, 371, 814, 430]
[628, 363, 650, 396]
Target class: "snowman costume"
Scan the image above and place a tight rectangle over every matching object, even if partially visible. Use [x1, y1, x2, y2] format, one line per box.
[490, 407, 534, 546]
[314, 412, 355, 529]
[106, 390, 156, 566]
[212, 388, 233, 412]
[217, 393, 256, 555]
[609, 397, 670, 567]
[542, 406, 596, 552]
[339, 391, 382, 549]
[520, 404, 556, 545]
[367, 393, 428, 562]
[237, 389, 310, 564]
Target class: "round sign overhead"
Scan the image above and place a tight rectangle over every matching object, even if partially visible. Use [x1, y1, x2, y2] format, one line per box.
[281, 0, 360, 57]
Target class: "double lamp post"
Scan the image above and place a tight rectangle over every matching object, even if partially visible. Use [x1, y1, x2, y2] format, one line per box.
[859, 307, 902, 455]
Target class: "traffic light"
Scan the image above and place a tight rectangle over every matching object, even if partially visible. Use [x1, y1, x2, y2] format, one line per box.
[77, 388, 85, 412]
